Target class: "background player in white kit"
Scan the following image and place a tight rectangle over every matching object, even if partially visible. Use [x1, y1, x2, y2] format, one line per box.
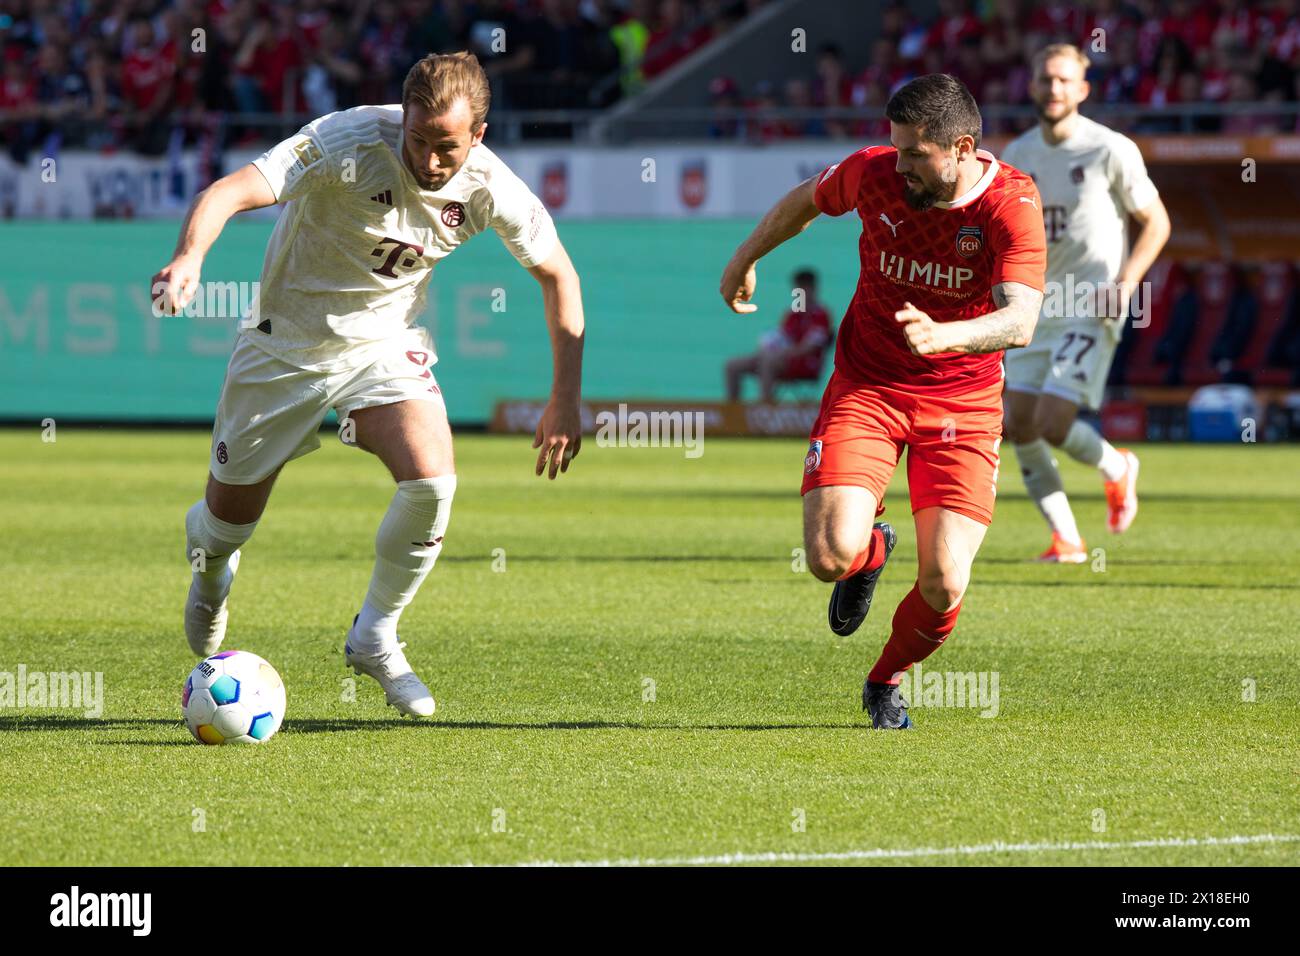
[150, 53, 585, 715]
[1001, 44, 1170, 563]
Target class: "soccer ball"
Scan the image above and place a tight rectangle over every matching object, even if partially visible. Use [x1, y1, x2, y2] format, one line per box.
[182, 650, 286, 745]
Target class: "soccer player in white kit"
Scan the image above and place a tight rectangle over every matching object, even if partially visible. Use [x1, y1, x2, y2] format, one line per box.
[1000, 44, 1170, 563]
[150, 53, 585, 716]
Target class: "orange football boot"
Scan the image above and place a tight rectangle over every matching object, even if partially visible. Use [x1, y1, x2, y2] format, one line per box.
[1104, 449, 1140, 533]
[1037, 533, 1088, 564]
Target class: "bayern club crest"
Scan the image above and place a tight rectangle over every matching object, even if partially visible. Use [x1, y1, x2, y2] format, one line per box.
[440, 201, 465, 228]
[804, 439, 823, 475]
[955, 225, 983, 258]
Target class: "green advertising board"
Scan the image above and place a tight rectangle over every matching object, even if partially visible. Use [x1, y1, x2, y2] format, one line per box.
[0, 218, 861, 424]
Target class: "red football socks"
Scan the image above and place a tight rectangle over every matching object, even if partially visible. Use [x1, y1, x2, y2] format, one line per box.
[867, 583, 962, 685]
[837, 525, 887, 581]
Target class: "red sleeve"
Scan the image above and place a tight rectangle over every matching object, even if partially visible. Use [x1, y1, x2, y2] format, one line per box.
[988, 179, 1047, 292]
[813, 147, 877, 217]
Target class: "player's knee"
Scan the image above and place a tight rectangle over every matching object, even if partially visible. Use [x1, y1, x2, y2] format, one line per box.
[917, 568, 965, 612]
[1038, 416, 1072, 448]
[1003, 415, 1038, 445]
[805, 537, 857, 582]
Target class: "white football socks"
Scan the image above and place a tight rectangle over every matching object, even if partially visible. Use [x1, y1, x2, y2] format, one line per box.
[185, 501, 257, 602]
[351, 475, 457, 653]
[1013, 439, 1082, 545]
[1060, 419, 1127, 482]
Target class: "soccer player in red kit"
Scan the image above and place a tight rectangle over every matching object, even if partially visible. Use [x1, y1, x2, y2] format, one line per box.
[719, 75, 1046, 728]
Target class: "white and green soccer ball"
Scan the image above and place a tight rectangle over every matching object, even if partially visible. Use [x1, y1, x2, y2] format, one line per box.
[182, 650, 286, 745]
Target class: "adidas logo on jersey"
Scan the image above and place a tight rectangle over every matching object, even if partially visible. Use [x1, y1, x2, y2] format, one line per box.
[369, 189, 393, 206]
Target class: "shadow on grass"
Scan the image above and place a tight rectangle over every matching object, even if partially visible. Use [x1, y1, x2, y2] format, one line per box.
[278, 718, 868, 733]
[1, 715, 867, 736]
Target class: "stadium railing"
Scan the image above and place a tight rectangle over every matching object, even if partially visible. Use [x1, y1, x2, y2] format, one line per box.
[7, 101, 1299, 149]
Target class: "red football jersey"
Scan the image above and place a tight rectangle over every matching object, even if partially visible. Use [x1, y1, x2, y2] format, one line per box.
[814, 145, 1046, 397]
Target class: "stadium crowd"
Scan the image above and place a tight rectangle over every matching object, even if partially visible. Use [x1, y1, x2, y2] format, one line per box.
[0, 0, 766, 157]
[712, 0, 1300, 141]
[3, 0, 1300, 157]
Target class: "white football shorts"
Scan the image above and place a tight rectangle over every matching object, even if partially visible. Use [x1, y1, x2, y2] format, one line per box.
[1003, 318, 1119, 411]
[209, 330, 446, 485]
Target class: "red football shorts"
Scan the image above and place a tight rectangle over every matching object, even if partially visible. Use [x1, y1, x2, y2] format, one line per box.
[800, 372, 1004, 526]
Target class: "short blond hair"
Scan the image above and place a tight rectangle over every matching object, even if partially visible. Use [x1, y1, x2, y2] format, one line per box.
[402, 52, 491, 131]
[1033, 43, 1091, 76]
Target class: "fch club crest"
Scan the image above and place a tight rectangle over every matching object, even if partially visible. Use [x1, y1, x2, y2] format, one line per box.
[804, 439, 823, 475]
[955, 225, 983, 258]
[680, 160, 708, 209]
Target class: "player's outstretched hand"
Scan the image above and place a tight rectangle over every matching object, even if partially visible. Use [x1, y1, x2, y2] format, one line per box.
[719, 258, 758, 314]
[533, 398, 582, 480]
[151, 255, 202, 317]
[895, 301, 949, 355]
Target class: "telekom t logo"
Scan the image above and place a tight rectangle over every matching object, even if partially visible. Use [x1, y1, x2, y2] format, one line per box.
[1043, 206, 1068, 242]
[370, 237, 425, 277]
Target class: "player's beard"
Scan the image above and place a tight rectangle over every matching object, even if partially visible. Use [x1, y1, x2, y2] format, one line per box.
[902, 174, 956, 211]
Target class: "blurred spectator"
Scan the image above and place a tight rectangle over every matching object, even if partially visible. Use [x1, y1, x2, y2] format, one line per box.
[811, 44, 853, 138]
[0, 53, 39, 162]
[724, 269, 833, 403]
[642, 0, 708, 79]
[707, 74, 742, 138]
[357, 0, 408, 105]
[745, 79, 782, 142]
[302, 14, 362, 115]
[611, 0, 653, 96]
[121, 17, 174, 152]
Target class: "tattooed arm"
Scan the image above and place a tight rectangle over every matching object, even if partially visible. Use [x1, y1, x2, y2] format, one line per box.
[894, 282, 1043, 356]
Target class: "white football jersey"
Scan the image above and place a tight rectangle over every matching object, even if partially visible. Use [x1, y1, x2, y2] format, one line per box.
[245, 104, 558, 371]
[1001, 114, 1158, 322]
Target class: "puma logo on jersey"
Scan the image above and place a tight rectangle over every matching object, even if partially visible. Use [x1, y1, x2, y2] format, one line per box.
[369, 189, 393, 206]
[370, 237, 425, 277]
[879, 212, 904, 237]
[1018, 195, 1038, 209]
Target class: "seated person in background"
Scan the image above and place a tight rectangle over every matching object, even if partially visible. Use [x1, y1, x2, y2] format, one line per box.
[725, 269, 833, 402]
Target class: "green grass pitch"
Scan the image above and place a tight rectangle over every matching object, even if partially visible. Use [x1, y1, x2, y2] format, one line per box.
[1, 430, 1297, 866]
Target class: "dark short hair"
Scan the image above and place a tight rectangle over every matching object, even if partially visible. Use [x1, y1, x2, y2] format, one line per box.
[885, 73, 982, 148]
[793, 269, 817, 287]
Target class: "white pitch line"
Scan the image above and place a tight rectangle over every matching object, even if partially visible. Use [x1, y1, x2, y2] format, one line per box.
[508, 832, 1300, 867]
